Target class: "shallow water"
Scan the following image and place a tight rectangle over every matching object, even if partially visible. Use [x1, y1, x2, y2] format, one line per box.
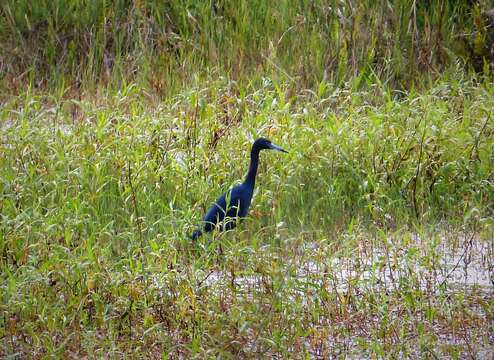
[200, 234, 493, 294]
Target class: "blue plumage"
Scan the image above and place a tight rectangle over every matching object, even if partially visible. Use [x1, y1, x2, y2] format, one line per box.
[191, 138, 287, 240]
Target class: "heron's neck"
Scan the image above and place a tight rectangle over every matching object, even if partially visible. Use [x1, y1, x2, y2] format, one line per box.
[244, 146, 260, 187]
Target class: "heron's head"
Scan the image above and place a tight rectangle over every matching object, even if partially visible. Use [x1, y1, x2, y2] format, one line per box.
[253, 137, 288, 153]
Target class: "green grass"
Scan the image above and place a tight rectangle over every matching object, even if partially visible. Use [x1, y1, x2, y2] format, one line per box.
[1, 76, 493, 357]
[1, 0, 493, 93]
[1, 0, 494, 357]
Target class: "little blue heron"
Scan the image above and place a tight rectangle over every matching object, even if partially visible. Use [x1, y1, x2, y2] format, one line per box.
[191, 138, 287, 240]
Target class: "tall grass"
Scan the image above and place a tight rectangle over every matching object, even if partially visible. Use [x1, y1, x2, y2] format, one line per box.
[1, 77, 493, 357]
[2, 77, 492, 242]
[1, 0, 492, 93]
[1, 1, 494, 357]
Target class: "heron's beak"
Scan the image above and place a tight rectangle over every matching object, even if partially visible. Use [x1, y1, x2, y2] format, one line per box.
[269, 143, 288, 153]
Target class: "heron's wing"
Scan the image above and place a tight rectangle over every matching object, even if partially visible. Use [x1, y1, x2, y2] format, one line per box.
[202, 186, 242, 232]
[202, 193, 227, 232]
[225, 186, 243, 218]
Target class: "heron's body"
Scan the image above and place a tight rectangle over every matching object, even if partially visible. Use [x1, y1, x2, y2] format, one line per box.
[191, 138, 286, 240]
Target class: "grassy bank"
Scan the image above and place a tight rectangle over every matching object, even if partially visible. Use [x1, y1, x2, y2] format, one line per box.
[1, 77, 493, 357]
[2, 0, 493, 93]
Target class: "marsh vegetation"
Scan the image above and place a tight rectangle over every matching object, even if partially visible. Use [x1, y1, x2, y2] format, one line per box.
[1, 1, 493, 358]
